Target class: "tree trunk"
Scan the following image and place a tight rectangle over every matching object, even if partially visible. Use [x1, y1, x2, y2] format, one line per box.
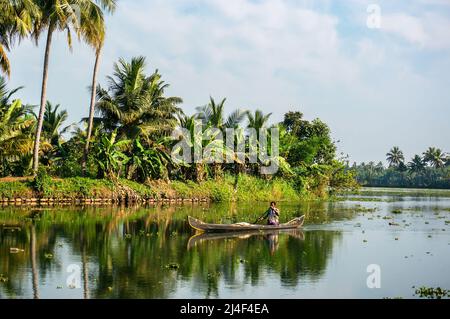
[82, 47, 102, 176]
[195, 163, 205, 182]
[212, 163, 222, 179]
[32, 25, 54, 174]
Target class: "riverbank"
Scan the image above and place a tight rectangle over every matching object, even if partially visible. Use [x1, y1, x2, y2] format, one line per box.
[0, 174, 313, 206]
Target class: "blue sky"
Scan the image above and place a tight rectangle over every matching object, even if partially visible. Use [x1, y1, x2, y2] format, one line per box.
[7, 0, 450, 163]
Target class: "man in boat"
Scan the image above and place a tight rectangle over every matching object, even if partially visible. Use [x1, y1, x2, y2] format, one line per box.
[258, 201, 280, 226]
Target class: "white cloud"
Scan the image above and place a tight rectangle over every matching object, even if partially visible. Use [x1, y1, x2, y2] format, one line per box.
[382, 14, 427, 46]
[6, 0, 450, 163]
[115, 0, 355, 86]
[381, 12, 450, 50]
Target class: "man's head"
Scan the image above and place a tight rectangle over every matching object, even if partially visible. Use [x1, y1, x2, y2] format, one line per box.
[270, 201, 276, 207]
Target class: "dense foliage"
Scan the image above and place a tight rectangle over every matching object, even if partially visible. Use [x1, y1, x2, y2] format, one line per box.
[351, 146, 450, 189]
[0, 64, 354, 198]
[0, 1, 356, 199]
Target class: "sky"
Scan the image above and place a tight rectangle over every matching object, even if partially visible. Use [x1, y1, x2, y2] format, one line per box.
[7, 0, 450, 164]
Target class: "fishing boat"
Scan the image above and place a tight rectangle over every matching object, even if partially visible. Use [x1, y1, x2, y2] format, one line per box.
[188, 215, 305, 233]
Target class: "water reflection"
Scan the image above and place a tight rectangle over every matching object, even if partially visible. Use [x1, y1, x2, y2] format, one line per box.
[187, 229, 304, 254]
[0, 202, 346, 299]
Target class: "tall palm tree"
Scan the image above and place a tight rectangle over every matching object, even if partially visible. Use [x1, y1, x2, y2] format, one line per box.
[31, 0, 86, 174]
[375, 161, 384, 174]
[176, 114, 208, 182]
[82, 0, 117, 175]
[386, 146, 404, 167]
[95, 56, 183, 140]
[40, 101, 72, 147]
[408, 155, 425, 173]
[423, 147, 446, 168]
[196, 97, 246, 131]
[0, 0, 39, 76]
[246, 109, 272, 134]
[195, 97, 246, 178]
[246, 110, 272, 175]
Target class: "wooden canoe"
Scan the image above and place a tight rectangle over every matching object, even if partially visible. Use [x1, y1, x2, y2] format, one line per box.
[188, 215, 305, 233]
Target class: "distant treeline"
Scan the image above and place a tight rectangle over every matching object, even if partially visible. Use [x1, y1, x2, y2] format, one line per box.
[350, 146, 450, 189]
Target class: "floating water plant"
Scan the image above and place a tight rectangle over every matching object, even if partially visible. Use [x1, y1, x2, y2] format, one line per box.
[0, 274, 8, 283]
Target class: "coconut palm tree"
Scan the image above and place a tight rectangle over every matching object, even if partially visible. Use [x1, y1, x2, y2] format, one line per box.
[0, 77, 35, 174]
[81, 0, 117, 175]
[0, 0, 39, 76]
[246, 110, 273, 175]
[386, 146, 404, 167]
[31, 0, 88, 174]
[30, 101, 74, 167]
[375, 161, 384, 174]
[408, 155, 425, 173]
[95, 56, 183, 140]
[423, 147, 446, 168]
[196, 97, 246, 131]
[195, 97, 246, 178]
[39, 101, 73, 147]
[175, 114, 209, 182]
[246, 109, 272, 135]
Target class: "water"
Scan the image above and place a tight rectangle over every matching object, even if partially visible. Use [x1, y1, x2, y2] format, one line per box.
[1, 189, 449, 299]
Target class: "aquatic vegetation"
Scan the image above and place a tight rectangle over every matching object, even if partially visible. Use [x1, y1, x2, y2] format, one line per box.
[343, 187, 450, 198]
[392, 209, 402, 214]
[353, 205, 378, 213]
[389, 222, 400, 226]
[0, 274, 8, 283]
[0, 195, 448, 299]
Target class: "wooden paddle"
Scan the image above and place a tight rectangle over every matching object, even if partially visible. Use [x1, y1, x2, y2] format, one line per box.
[253, 211, 267, 224]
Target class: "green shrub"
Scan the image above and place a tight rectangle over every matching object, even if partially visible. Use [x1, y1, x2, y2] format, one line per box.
[119, 179, 156, 198]
[32, 167, 52, 196]
[0, 181, 31, 198]
[209, 182, 233, 202]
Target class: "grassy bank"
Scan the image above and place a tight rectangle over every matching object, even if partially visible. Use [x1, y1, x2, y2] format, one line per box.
[0, 174, 314, 203]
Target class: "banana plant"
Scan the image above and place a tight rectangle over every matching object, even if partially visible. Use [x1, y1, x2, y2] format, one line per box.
[127, 137, 174, 182]
[94, 131, 130, 179]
